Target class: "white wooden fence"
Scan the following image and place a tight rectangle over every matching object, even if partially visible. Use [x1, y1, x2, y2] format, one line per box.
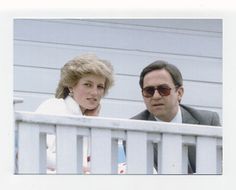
[15, 111, 222, 175]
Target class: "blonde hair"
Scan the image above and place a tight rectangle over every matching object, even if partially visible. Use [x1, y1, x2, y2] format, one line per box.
[55, 54, 114, 99]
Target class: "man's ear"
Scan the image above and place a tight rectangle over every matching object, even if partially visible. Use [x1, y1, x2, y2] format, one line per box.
[177, 86, 184, 102]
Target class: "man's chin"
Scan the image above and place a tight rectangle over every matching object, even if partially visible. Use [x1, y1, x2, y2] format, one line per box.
[151, 110, 165, 119]
[151, 108, 164, 115]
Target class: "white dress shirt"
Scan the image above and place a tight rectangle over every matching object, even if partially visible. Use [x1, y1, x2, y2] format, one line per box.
[154, 106, 182, 124]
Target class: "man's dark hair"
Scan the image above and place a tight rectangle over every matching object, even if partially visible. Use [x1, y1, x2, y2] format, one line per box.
[139, 60, 183, 88]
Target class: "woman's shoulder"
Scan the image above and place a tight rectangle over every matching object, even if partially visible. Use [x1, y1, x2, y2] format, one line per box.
[35, 97, 67, 114]
[37, 97, 64, 107]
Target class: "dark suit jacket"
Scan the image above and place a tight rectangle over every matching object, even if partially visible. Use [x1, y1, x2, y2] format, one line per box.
[131, 104, 221, 173]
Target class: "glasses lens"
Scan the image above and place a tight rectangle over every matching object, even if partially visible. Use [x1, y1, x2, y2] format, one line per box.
[142, 87, 155, 97]
[142, 85, 171, 97]
[157, 85, 171, 96]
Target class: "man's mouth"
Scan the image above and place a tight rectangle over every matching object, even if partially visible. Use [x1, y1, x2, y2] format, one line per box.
[152, 103, 164, 107]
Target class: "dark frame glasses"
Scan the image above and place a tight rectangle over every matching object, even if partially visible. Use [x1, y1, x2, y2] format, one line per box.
[142, 84, 176, 98]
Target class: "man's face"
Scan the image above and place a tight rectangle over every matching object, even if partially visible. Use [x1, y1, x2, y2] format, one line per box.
[142, 69, 184, 122]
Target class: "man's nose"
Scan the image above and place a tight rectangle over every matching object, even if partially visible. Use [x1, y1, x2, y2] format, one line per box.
[152, 89, 162, 98]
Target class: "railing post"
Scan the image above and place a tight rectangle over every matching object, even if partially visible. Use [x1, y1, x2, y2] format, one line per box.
[18, 122, 47, 174]
[126, 131, 148, 174]
[216, 147, 222, 174]
[111, 139, 118, 174]
[159, 134, 182, 174]
[56, 125, 80, 174]
[77, 136, 84, 173]
[90, 128, 112, 174]
[196, 136, 217, 174]
[147, 141, 154, 174]
[182, 145, 188, 174]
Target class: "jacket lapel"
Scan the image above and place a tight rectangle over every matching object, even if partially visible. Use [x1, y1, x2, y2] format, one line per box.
[181, 106, 199, 124]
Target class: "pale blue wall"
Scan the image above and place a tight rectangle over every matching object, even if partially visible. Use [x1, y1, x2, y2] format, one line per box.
[14, 19, 222, 121]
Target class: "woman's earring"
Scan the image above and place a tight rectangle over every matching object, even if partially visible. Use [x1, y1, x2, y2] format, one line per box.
[69, 91, 74, 97]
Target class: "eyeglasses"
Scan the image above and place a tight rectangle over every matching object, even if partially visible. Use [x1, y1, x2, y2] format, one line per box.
[142, 84, 175, 98]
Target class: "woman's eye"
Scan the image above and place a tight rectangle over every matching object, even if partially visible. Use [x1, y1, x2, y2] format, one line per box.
[84, 83, 92, 87]
[98, 85, 105, 89]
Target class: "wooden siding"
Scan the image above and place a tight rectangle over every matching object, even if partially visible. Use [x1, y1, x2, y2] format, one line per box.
[14, 19, 222, 121]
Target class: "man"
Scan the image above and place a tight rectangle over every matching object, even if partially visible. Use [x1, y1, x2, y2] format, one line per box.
[132, 60, 221, 173]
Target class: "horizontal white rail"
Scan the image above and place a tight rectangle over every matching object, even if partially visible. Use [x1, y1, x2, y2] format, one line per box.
[15, 111, 222, 174]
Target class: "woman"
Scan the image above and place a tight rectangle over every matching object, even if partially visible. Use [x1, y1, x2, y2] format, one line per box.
[35, 54, 114, 173]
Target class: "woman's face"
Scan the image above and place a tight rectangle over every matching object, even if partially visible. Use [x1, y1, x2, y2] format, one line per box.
[71, 74, 106, 112]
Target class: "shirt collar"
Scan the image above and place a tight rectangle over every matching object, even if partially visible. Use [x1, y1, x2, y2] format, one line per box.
[154, 106, 182, 123]
[64, 96, 83, 115]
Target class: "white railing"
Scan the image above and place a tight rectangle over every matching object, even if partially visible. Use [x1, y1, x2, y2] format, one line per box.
[15, 111, 222, 175]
